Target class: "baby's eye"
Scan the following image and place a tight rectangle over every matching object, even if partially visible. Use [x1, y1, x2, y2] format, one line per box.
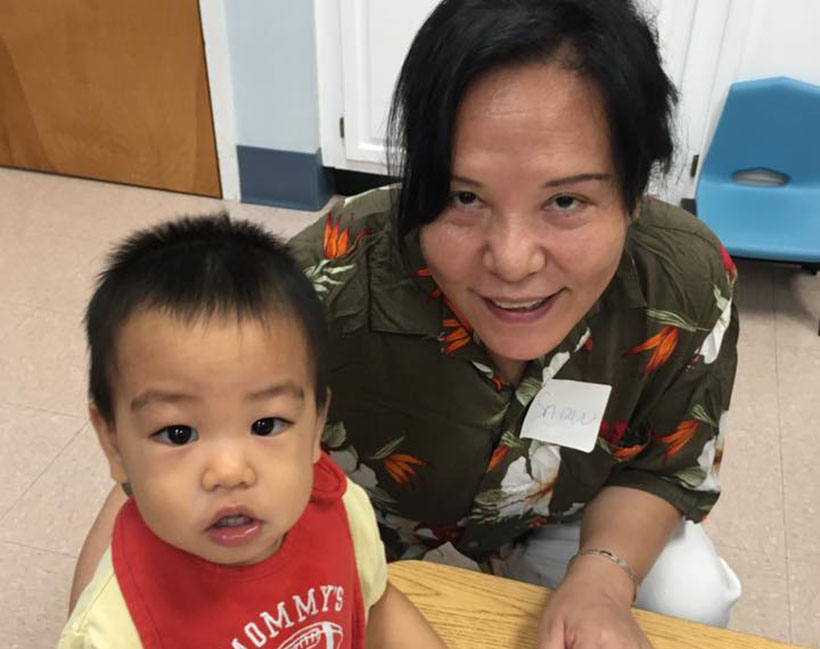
[251, 417, 289, 437]
[550, 194, 585, 212]
[153, 425, 198, 446]
[449, 191, 483, 210]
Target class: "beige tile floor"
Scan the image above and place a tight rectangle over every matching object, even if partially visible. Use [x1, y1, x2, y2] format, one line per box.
[0, 166, 818, 647]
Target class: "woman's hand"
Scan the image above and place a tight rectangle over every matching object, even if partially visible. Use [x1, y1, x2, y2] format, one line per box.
[534, 485, 681, 647]
[536, 554, 653, 649]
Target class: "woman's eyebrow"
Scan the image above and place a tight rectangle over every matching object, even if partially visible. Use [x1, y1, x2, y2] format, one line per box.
[450, 172, 612, 188]
[450, 174, 484, 187]
[542, 172, 612, 187]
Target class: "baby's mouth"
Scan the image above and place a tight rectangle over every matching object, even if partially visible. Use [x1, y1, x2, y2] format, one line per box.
[212, 514, 255, 529]
[206, 505, 261, 531]
[206, 507, 264, 548]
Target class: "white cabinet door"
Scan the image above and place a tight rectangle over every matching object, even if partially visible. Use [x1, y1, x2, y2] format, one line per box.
[339, 0, 439, 168]
[316, 0, 439, 174]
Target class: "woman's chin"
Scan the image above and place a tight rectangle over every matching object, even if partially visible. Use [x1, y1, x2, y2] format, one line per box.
[482, 333, 566, 364]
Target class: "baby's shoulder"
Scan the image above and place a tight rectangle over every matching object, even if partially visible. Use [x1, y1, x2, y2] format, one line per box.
[58, 548, 141, 648]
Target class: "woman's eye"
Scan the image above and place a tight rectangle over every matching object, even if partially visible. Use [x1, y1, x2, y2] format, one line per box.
[153, 425, 198, 446]
[251, 417, 288, 436]
[551, 194, 584, 211]
[449, 191, 482, 210]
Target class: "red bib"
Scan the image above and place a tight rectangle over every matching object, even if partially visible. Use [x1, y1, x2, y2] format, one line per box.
[112, 454, 365, 649]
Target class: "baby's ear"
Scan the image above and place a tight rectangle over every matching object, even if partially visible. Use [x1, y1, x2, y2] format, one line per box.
[89, 403, 129, 484]
[312, 389, 331, 463]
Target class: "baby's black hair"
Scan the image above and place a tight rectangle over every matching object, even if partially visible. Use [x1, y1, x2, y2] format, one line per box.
[85, 213, 328, 425]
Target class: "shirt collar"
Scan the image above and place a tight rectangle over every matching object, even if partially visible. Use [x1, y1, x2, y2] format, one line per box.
[368, 221, 443, 338]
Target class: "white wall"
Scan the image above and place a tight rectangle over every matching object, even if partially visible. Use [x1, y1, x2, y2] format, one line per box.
[735, 0, 820, 85]
[224, 0, 321, 154]
[199, 0, 324, 199]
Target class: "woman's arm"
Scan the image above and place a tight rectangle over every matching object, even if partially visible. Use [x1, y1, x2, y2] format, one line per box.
[68, 485, 128, 613]
[366, 581, 449, 649]
[537, 486, 681, 649]
[578, 485, 681, 586]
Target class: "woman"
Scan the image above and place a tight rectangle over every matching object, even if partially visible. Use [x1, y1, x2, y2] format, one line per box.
[73, 1, 741, 646]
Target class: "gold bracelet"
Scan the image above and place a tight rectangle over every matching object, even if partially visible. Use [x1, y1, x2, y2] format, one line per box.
[569, 548, 639, 603]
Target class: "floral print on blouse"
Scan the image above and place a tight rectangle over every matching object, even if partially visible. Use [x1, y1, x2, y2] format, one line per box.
[289, 187, 739, 562]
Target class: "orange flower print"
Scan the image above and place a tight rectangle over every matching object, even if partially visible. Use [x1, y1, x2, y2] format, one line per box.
[414, 267, 443, 301]
[414, 271, 476, 353]
[613, 444, 646, 461]
[383, 453, 427, 487]
[322, 213, 364, 259]
[441, 296, 474, 354]
[658, 419, 699, 460]
[623, 326, 679, 374]
[442, 318, 472, 353]
[491, 374, 505, 392]
[599, 420, 645, 461]
[486, 445, 510, 473]
[718, 243, 738, 283]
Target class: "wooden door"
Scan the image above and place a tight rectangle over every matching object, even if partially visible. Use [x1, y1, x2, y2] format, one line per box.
[0, 0, 221, 197]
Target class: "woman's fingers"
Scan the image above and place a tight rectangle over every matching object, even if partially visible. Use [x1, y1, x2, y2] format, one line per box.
[537, 620, 567, 649]
[536, 582, 656, 649]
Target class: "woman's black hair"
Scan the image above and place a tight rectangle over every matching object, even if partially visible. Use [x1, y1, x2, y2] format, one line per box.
[85, 213, 328, 425]
[387, 0, 677, 238]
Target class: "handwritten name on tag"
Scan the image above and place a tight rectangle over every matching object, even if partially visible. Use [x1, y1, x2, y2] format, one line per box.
[520, 379, 612, 453]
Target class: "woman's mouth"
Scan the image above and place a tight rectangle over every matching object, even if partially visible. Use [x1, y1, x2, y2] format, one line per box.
[482, 292, 561, 322]
[488, 297, 551, 311]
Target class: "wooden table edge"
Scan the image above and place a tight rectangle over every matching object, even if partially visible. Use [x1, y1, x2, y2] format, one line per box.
[388, 560, 808, 649]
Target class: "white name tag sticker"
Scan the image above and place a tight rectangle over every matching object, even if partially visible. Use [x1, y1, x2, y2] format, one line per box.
[520, 379, 612, 453]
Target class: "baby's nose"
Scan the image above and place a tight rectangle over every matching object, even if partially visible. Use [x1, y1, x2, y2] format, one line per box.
[201, 448, 256, 491]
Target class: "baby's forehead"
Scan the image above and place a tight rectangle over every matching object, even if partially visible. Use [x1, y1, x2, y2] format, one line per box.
[115, 305, 308, 344]
[110, 307, 316, 396]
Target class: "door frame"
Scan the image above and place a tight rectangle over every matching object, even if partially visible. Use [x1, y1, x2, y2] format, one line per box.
[199, 0, 240, 200]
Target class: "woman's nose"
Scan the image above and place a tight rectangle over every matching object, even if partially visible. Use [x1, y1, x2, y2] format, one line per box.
[201, 445, 257, 491]
[482, 214, 546, 283]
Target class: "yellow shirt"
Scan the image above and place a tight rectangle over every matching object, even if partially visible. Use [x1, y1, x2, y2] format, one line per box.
[59, 479, 387, 648]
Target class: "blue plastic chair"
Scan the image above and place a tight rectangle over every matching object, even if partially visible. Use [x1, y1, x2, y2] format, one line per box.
[696, 77, 820, 265]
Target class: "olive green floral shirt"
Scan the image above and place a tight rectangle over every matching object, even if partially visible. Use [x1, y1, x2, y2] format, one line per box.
[289, 187, 739, 562]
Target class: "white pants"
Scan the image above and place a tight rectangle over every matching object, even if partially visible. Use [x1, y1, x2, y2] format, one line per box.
[488, 521, 742, 627]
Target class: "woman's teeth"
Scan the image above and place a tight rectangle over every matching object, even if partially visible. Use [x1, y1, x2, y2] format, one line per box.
[490, 297, 549, 311]
[214, 515, 253, 528]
